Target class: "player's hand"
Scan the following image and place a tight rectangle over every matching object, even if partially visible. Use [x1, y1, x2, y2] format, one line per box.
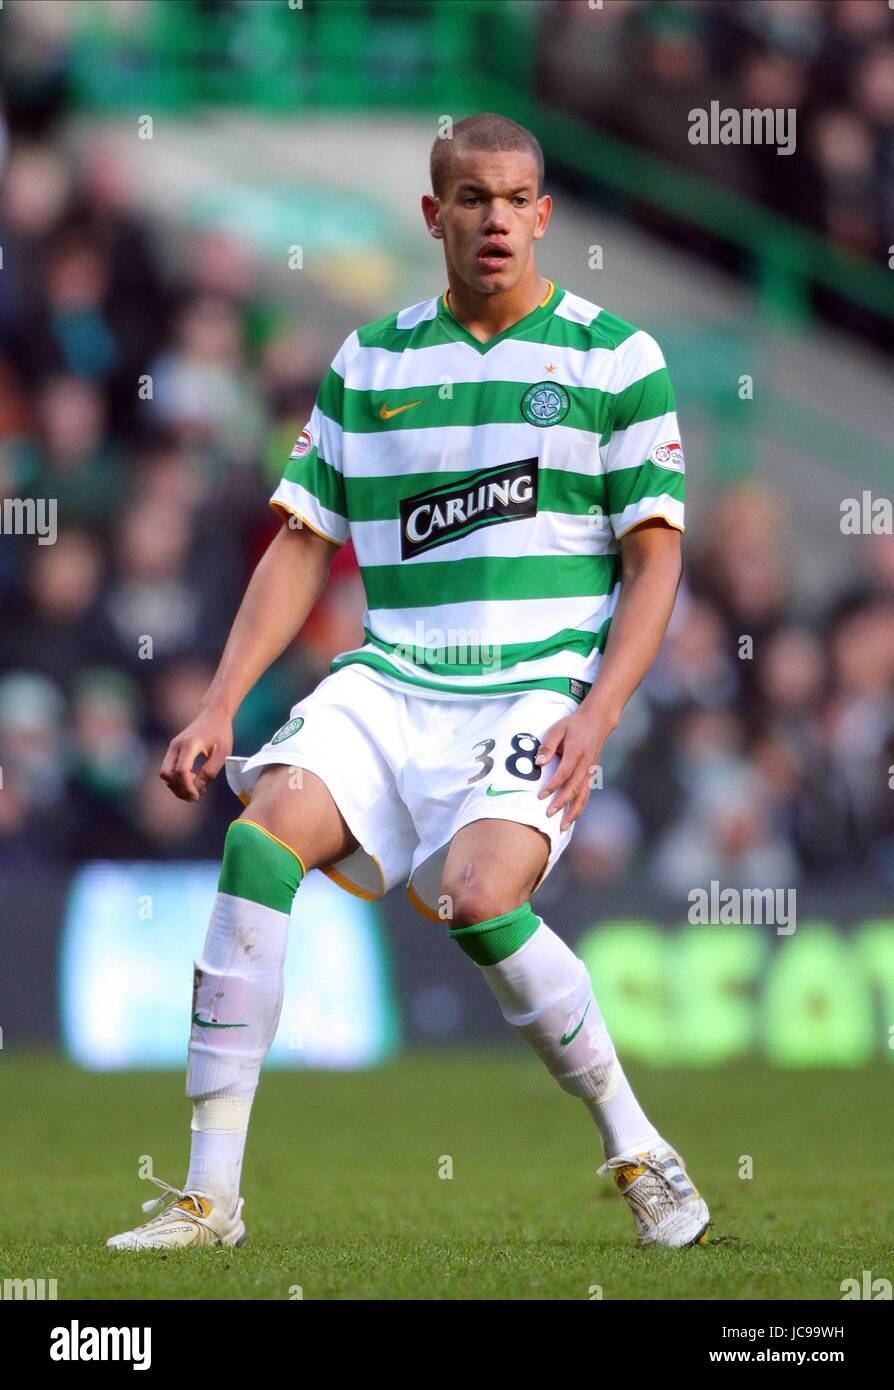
[160, 706, 233, 802]
[535, 706, 618, 831]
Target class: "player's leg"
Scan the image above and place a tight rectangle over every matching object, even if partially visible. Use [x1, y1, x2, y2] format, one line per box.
[441, 817, 660, 1157]
[108, 767, 356, 1250]
[233, 763, 358, 862]
[181, 769, 357, 1212]
[441, 817, 709, 1247]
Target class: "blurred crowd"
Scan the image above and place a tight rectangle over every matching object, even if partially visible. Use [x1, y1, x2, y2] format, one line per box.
[1, 2, 894, 896]
[0, 130, 364, 869]
[541, 0, 894, 343]
[566, 506, 894, 894]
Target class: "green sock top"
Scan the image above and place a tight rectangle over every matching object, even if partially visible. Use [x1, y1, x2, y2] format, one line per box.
[448, 902, 540, 966]
[218, 820, 305, 914]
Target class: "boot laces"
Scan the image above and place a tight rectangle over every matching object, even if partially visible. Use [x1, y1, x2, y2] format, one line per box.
[140, 1175, 210, 1217]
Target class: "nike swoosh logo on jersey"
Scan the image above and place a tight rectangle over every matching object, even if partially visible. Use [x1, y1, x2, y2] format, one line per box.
[485, 785, 526, 797]
[192, 1012, 248, 1029]
[379, 400, 423, 419]
[560, 1002, 590, 1046]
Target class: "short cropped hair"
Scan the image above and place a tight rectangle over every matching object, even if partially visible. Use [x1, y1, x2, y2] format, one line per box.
[430, 113, 545, 199]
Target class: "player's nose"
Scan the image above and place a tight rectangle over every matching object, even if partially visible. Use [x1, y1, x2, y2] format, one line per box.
[481, 205, 511, 232]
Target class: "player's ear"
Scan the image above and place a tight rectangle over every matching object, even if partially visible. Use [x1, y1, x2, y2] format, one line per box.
[421, 193, 444, 239]
[533, 193, 552, 240]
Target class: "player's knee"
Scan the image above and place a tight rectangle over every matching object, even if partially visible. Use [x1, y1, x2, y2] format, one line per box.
[443, 882, 523, 929]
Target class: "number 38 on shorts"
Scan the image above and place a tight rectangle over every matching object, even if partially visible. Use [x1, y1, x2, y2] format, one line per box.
[467, 732, 543, 785]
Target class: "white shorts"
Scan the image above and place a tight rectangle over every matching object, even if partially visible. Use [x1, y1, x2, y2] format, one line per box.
[224, 665, 577, 919]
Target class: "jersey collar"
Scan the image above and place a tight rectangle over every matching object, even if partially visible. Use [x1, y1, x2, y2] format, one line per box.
[437, 280, 564, 354]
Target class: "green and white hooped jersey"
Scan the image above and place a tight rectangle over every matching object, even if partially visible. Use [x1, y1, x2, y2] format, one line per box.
[271, 282, 685, 702]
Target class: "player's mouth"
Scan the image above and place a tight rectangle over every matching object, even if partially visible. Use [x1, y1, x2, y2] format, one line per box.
[476, 242, 513, 271]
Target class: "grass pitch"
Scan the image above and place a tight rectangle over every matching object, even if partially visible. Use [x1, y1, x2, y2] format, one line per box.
[2, 1051, 891, 1300]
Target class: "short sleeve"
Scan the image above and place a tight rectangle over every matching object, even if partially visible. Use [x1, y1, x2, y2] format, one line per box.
[269, 335, 353, 546]
[601, 330, 685, 540]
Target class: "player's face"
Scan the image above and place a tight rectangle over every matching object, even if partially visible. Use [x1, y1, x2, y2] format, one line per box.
[425, 150, 551, 295]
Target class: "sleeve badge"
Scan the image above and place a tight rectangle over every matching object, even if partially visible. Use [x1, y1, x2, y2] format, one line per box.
[649, 440, 685, 472]
[290, 429, 313, 460]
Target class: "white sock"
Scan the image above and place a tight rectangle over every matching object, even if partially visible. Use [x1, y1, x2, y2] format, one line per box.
[580, 1070, 662, 1160]
[480, 920, 661, 1160]
[185, 891, 289, 1208]
[186, 1098, 253, 1215]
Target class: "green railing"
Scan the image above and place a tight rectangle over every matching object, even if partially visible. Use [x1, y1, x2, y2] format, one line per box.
[69, 0, 502, 112]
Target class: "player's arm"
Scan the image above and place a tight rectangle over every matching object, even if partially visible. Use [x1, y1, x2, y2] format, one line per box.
[534, 519, 682, 829]
[577, 517, 682, 733]
[160, 522, 338, 802]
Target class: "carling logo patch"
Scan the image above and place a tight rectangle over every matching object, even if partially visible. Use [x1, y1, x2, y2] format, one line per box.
[399, 459, 539, 560]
